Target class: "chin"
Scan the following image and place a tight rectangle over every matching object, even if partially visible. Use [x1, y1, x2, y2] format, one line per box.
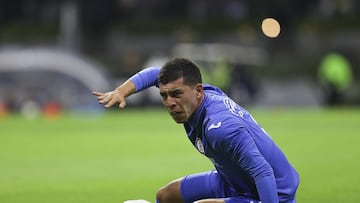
[173, 118, 185, 123]
[171, 116, 187, 123]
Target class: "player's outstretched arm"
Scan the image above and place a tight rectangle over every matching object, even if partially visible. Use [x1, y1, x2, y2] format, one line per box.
[93, 67, 160, 109]
[92, 79, 136, 109]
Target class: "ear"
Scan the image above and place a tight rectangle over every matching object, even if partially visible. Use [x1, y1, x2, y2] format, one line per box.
[194, 83, 203, 97]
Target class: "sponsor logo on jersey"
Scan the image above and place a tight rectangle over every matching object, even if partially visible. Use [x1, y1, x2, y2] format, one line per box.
[208, 122, 222, 131]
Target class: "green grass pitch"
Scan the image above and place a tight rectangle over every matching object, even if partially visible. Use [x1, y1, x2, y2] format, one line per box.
[1, 108, 360, 203]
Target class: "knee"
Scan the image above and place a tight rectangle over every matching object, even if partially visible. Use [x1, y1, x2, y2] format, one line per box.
[156, 186, 173, 203]
[155, 179, 183, 203]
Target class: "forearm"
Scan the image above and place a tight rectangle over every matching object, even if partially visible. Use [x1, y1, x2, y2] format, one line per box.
[129, 67, 160, 92]
[114, 79, 136, 98]
[94, 67, 160, 109]
[113, 67, 160, 98]
[256, 175, 278, 203]
[224, 130, 278, 202]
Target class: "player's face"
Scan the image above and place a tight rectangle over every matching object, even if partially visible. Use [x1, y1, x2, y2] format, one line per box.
[159, 78, 203, 123]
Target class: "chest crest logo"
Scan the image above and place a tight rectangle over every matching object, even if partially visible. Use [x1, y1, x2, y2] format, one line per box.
[195, 137, 205, 154]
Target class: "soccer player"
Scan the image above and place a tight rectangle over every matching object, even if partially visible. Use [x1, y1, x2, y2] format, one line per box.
[93, 58, 300, 203]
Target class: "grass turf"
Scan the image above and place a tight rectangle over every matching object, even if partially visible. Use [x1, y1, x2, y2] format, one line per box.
[0, 108, 359, 202]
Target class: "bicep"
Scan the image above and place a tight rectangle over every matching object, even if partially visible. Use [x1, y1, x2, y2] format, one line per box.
[220, 127, 273, 180]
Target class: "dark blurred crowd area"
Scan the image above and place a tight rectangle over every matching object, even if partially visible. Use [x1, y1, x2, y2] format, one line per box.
[0, 0, 359, 110]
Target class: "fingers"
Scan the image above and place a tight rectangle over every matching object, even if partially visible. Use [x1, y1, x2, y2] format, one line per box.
[93, 90, 127, 109]
[104, 97, 118, 108]
[92, 91, 107, 101]
[119, 100, 126, 109]
[92, 91, 103, 96]
[93, 91, 111, 106]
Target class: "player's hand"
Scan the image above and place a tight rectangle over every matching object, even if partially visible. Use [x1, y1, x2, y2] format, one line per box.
[92, 90, 127, 109]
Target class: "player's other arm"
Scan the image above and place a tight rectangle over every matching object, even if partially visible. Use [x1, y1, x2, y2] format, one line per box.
[93, 67, 160, 108]
[231, 132, 278, 203]
[213, 125, 278, 203]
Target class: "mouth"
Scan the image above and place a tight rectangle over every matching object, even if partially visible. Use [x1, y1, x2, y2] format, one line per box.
[170, 111, 182, 117]
[169, 111, 186, 123]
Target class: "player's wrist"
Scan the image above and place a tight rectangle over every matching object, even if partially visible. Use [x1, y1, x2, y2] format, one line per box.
[114, 87, 125, 95]
[114, 80, 136, 98]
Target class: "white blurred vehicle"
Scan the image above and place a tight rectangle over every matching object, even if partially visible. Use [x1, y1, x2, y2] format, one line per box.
[0, 47, 111, 114]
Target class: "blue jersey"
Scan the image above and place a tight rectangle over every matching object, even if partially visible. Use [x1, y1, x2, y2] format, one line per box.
[130, 67, 299, 202]
[185, 85, 299, 202]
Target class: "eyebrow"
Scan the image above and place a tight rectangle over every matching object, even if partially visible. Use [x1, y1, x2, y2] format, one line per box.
[160, 89, 184, 94]
[160, 89, 183, 96]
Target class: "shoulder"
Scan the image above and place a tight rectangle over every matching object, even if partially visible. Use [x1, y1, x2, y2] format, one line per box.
[204, 110, 245, 143]
[204, 114, 252, 155]
[203, 84, 226, 96]
[202, 92, 243, 137]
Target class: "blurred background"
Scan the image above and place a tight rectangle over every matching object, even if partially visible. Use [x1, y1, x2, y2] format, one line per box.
[1, 0, 359, 117]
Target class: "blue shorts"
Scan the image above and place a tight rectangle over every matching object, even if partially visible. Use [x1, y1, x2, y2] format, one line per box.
[180, 170, 261, 203]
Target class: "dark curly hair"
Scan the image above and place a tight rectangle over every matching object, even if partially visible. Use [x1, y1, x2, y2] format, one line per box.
[158, 58, 202, 86]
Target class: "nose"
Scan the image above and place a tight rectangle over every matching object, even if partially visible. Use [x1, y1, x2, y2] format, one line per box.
[164, 96, 176, 108]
